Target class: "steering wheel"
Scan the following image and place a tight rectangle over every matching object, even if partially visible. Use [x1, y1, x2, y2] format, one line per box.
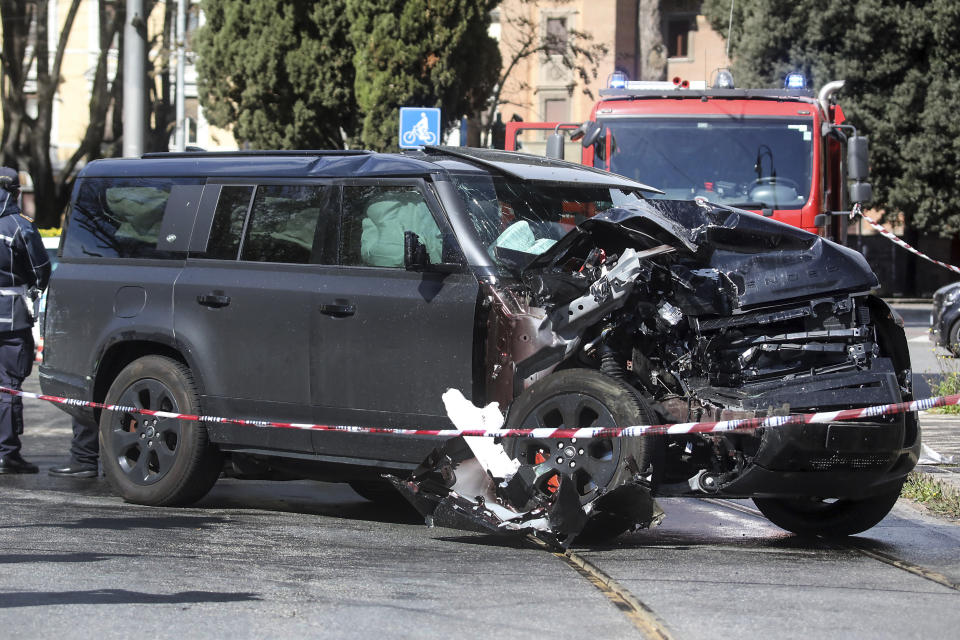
[749, 176, 800, 192]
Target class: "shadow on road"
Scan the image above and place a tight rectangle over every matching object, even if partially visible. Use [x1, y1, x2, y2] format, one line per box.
[0, 589, 261, 608]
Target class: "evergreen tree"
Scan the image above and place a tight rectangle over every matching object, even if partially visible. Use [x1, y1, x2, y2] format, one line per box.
[347, 0, 500, 150]
[195, 0, 358, 149]
[702, 0, 960, 238]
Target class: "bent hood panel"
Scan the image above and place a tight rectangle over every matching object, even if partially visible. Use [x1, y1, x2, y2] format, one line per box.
[526, 199, 878, 310]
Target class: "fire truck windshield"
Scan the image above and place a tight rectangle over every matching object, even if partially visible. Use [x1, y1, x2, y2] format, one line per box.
[596, 117, 814, 210]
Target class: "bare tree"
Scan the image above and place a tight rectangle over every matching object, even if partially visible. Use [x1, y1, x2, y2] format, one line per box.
[483, 0, 608, 146]
[0, 0, 83, 226]
[639, 0, 666, 80]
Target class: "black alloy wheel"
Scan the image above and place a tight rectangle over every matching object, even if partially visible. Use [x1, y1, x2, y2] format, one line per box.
[503, 369, 654, 506]
[100, 355, 221, 506]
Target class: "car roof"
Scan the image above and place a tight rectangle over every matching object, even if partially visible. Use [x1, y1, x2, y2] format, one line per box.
[77, 147, 661, 192]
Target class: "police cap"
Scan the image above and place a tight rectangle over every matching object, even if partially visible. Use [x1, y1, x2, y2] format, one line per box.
[0, 167, 20, 193]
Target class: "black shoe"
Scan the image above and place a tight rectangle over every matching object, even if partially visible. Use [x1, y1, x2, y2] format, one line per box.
[49, 464, 98, 478]
[0, 453, 40, 474]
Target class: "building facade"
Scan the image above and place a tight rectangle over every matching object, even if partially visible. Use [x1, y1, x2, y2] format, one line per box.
[491, 0, 726, 125]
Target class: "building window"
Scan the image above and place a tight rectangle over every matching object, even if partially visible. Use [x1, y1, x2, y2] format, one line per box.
[545, 17, 567, 55]
[667, 18, 692, 58]
[544, 98, 569, 123]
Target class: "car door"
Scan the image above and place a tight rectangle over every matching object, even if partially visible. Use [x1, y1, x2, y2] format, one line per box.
[173, 180, 338, 452]
[309, 180, 479, 433]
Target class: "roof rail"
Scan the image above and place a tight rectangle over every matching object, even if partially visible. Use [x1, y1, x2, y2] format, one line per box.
[141, 150, 373, 159]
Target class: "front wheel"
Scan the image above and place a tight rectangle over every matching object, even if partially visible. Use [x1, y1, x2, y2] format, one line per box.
[99, 355, 222, 506]
[502, 369, 654, 505]
[753, 486, 903, 537]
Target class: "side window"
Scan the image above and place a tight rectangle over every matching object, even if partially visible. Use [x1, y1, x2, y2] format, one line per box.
[204, 186, 254, 260]
[240, 184, 333, 264]
[63, 177, 202, 259]
[340, 185, 442, 268]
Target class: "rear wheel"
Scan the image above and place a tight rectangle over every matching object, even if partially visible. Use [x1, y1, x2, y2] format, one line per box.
[753, 486, 903, 537]
[502, 369, 653, 506]
[99, 355, 222, 506]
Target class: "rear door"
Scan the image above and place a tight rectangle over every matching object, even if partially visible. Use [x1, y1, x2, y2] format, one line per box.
[173, 180, 338, 452]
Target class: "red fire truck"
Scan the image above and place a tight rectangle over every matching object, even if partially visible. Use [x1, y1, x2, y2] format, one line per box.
[505, 73, 871, 244]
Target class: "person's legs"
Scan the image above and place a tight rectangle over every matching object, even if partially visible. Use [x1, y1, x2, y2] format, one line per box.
[0, 330, 37, 473]
[50, 416, 98, 477]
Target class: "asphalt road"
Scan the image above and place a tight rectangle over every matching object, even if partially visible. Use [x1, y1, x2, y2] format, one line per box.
[2, 303, 959, 639]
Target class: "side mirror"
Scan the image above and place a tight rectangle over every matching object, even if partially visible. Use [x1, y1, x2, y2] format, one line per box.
[580, 121, 601, 148]
[847, 135, 869, 181]
[403, 231, 430, 271]
[847, 135, 872, 204]
[546, 132, 564, 159]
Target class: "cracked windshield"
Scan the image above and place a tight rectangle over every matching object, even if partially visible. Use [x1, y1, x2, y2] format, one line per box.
[597, 118, 814, 209]
[449, 172, 643, 273]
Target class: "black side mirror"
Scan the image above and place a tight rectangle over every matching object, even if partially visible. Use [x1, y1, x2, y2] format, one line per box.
[404, 231, 431, 271]
[580, 121, 601, 148]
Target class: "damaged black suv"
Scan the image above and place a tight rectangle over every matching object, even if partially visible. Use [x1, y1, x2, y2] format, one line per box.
[41, 147, 918, 541]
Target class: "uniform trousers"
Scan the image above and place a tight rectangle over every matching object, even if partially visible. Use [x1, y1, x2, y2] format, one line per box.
[0, 329, 33, 457]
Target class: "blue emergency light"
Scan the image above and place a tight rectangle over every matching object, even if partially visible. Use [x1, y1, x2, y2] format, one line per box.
[608, 71, 627, 89]
[784, 72, 807, 90]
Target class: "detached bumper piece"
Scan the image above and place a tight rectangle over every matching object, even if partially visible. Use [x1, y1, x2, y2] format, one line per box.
[387, 436, 663, 550]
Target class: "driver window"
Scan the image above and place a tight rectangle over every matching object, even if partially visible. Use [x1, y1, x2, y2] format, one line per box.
[340, 185, 443, 267]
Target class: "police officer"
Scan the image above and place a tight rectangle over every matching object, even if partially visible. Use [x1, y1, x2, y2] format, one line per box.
[0, 167, 51, 474]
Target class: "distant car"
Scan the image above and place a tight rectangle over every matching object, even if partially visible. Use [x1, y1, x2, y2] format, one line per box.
[32, 235, 60, 360]
[930, 281, 960, 356]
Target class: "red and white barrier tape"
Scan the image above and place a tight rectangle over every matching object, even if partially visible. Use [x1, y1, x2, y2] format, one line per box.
[2, 385, 957, 439]
[857, 205, 960, 276]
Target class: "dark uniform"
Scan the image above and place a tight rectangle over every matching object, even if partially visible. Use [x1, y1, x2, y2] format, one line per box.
[0, 168, 51, 474]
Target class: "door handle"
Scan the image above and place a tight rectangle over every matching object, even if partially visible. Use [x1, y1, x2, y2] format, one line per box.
[319, 302, 356, 317]
[197, 293, 231, 308]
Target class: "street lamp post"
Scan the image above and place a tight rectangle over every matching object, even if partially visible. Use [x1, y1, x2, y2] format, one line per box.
[122, 0, 146, 157]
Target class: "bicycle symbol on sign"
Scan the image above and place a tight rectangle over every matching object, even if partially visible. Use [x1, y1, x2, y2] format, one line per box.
[401, 112, 438, 145]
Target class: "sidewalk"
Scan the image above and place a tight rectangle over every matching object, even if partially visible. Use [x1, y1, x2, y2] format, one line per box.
[917, 411, 960, 493]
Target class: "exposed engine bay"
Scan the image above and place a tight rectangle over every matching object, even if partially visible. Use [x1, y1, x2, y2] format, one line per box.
[397, 198, 918, 546]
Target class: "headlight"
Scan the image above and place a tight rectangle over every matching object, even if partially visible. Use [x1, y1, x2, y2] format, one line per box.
[946, 288, 960, 304]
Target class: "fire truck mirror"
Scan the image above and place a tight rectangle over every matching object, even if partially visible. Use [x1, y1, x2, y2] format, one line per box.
[546, 132, 565, 159]
[580, 121, 601, 148]
[850, 181, 873, 204]
[848, 135, 869, 181]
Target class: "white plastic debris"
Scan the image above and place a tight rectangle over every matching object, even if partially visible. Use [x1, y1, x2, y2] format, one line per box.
[918, 443, 958, 465]
[441, 388, 519, 478]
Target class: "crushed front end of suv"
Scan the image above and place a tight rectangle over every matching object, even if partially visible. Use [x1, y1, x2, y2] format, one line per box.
[41, 147, 918, 545]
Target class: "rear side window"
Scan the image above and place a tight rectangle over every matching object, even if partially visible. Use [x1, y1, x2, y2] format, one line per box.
[241, 185, 335, 264]
[205, 186, 254, 260]
[63, 177, 203, 259]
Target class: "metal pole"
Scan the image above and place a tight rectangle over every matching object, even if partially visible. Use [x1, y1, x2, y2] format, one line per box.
[123, 0, 146, 157]
[175, 0, 187, 151]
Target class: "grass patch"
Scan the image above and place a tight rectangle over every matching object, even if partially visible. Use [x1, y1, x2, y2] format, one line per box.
[901, 471, 960, 519]
[926, 356, 960, 415]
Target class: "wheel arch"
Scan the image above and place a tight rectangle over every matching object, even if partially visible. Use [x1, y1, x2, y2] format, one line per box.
[92, 339, 201, 422]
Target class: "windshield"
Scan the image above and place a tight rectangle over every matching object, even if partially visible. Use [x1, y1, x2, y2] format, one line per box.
[448, 172, 643, 274]
[595, 117, 814, 209]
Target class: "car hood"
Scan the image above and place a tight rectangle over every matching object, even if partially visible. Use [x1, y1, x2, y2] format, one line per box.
[524, 198, 878, 310]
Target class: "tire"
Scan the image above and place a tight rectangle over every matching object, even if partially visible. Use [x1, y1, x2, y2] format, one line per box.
[753, 485, 903, 537]
[949, 319, 960, 357]
[99, 355, 222, 506]
[502, 369, 654, 506]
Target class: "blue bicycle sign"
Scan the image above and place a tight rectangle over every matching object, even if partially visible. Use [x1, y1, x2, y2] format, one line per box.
[399, 107, 441, 148]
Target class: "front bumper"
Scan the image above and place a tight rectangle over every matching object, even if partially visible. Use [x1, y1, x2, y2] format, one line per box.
[709, 413, 920, 499]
